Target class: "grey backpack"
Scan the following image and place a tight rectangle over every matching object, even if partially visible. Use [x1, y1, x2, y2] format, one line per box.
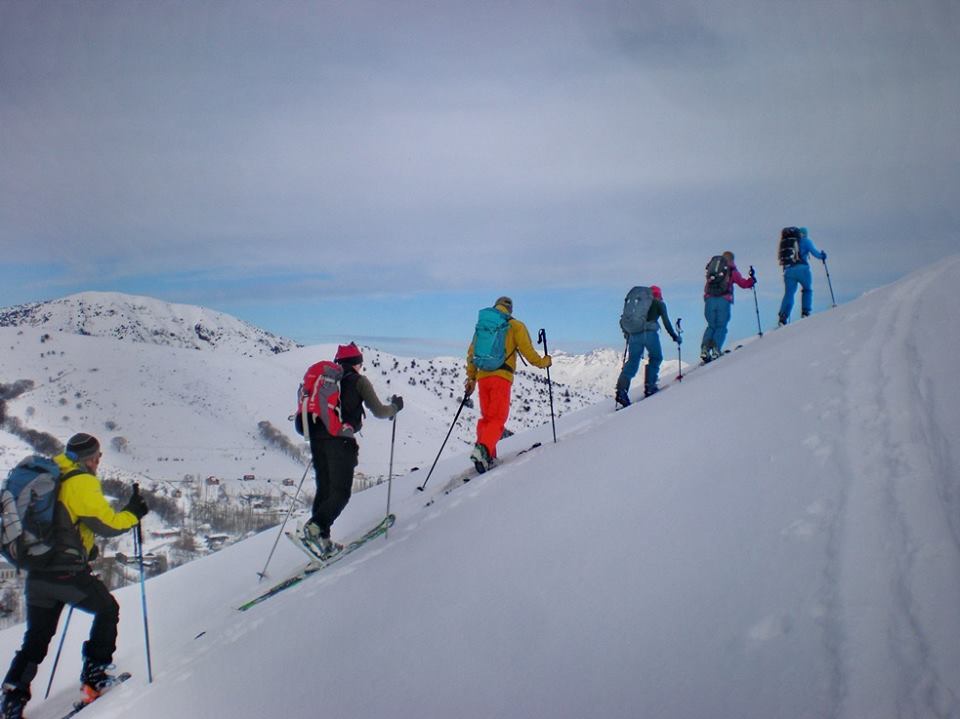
[619, 286, 656, 334]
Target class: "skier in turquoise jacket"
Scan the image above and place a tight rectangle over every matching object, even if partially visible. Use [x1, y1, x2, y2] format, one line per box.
[778, 227, 827, 325]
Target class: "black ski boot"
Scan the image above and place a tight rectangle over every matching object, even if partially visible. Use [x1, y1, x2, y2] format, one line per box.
[1, 685, 28, 719]
[80, 659, 122, 703]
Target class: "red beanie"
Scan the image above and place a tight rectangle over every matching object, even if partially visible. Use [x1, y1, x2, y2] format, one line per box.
[651, 285, 663, 300]
[335, 342, 363, 365]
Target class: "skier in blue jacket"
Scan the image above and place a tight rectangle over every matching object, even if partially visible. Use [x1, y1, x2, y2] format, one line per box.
[778, 227, 827, 325]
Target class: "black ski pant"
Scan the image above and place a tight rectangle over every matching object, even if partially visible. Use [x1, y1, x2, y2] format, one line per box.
[308, 434, 359, 539]
[3, 569, 119, 697]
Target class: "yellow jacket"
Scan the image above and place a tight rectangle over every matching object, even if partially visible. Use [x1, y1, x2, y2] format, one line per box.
[53, 453, 139, 565]
[466, 304, 551, 383]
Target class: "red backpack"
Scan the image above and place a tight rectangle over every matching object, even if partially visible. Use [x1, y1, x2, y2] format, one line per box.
[294, 361, 355, 438]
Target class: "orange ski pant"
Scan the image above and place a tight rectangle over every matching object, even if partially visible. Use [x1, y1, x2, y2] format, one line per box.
[476, 375, 512, 459]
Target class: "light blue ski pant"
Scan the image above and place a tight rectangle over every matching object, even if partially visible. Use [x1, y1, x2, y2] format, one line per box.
[779, 263, 814, 320]
[701, 297, 732, 352]
[616, 331, 663, 395]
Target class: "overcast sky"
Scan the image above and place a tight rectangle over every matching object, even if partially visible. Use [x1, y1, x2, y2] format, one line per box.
[2, 0, 958, 354]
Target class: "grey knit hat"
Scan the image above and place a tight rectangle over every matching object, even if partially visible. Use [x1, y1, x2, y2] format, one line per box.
[66, 433, 101, 461]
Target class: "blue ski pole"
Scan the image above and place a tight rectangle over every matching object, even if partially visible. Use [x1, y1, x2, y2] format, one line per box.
[44, 606, 74, 699]
[132, 484, 153, 684]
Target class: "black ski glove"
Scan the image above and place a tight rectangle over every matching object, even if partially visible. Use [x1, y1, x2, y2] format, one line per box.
[123, 492, 149, 520]
[391, 395, 404, 412]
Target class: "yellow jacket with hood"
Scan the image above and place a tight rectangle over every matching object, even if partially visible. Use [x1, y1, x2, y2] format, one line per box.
[51, 453, 139, 569]
[466, 302, 551, 383]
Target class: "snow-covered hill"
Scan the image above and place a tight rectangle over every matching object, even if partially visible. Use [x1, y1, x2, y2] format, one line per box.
[2, 257, 957, 719]
[0, 291, 299, 356]
[0, 291, 615, 483]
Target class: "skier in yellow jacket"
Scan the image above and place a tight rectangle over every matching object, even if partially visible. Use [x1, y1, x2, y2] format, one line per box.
[465, 297, 551, 473]
[2, 434, 149, 719]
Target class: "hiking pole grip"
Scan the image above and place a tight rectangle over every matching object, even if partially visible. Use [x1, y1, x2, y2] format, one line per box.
[538, 329, 557, 444]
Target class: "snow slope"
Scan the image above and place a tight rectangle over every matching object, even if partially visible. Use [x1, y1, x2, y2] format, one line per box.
[3, 257, 959, 719]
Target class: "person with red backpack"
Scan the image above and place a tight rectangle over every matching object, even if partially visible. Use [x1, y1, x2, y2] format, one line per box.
[700, 251, 756, 363]
[300, 343, 402, 557]
[1, 434, 148, 719]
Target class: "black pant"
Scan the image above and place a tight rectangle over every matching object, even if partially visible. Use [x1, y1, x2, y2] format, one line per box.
[3, 570, 119, 696]
[308, 433, 359, 538]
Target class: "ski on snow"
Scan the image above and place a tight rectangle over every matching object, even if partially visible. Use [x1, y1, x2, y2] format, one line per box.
[424, 442, 542, 507]
[238, 514, 395, 611]
[58, 673, 132, 718]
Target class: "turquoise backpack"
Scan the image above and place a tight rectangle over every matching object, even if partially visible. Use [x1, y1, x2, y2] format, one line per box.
[472, 307, 512, 371]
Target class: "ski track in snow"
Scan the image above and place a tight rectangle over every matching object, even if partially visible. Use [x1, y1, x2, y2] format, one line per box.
[836, 263, 960, 719]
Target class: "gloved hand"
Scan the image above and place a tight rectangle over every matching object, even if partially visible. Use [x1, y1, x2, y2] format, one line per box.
[391, 395, 404, 412]
[123, 492, 149, 520]
[749, 265, 756, 280]
[674, 335, 683, 345]
[464, 378, 476, 397]
[821, 250, 827, 260]
[543, 354, 552, 368]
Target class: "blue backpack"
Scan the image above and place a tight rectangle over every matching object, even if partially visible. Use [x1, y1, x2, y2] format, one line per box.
[472, 307, 512, 371]
[0, 456, 79, 570]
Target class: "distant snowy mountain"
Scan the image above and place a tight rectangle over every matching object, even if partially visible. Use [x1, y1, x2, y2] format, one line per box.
[2, 257, 956, 719]
[550, 347, 630, 397]
[0, 291, 299, 356]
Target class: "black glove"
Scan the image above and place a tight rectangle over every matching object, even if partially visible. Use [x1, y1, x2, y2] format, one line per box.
[123, 492, 149, 520]
[674, 335, 683, 346]
[391, 395, 404, 412]
[749, 265, 756, 280]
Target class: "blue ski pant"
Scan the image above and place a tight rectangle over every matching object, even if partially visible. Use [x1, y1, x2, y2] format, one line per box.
[616, 331, 663, 395]
[779, 263, 814, 320]
[701, 297, 732, 352]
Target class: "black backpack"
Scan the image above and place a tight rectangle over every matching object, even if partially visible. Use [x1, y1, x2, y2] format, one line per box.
[704, 255, 730, 296]
[778, 227, 801, 266]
